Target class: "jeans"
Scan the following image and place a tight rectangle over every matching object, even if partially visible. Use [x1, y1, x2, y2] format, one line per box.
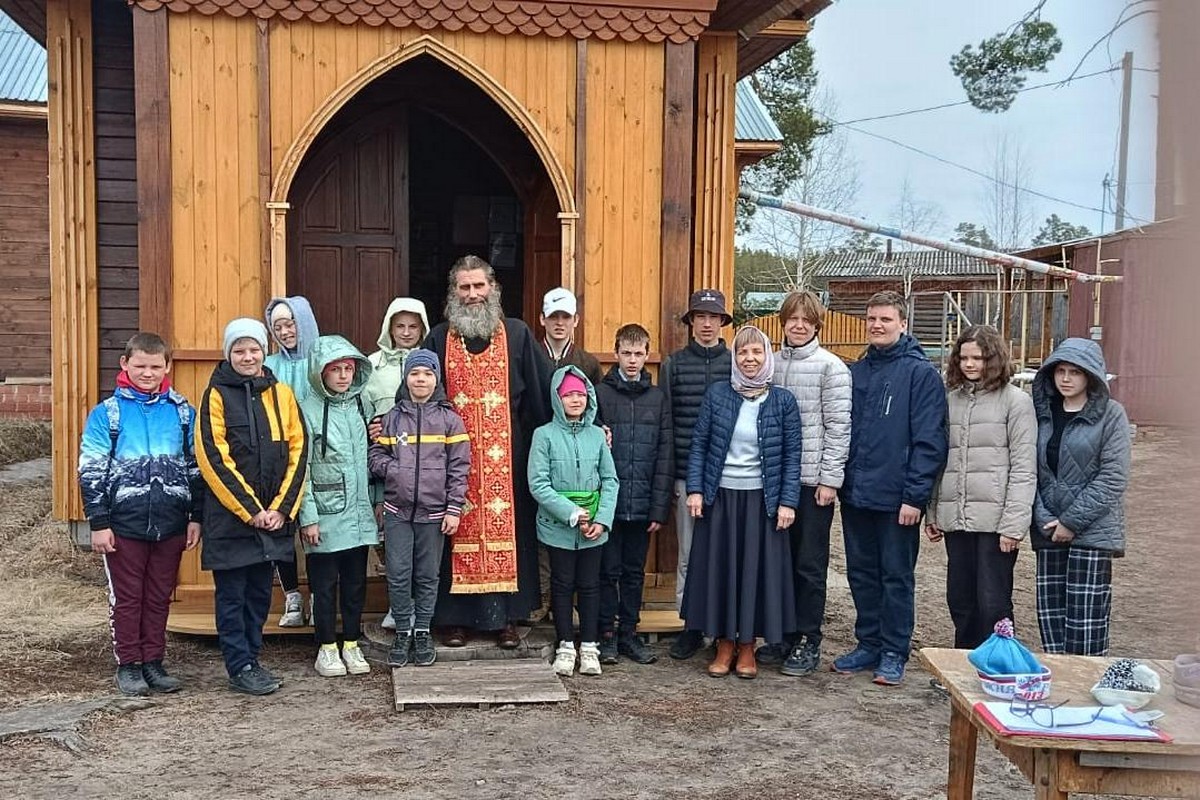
[102, 534, 187, 665]
[790, 485, 834, 646]
[213, 560, 275, 676]
[548, 544, 603, 644]
[306, 545, 369, 645]
[944, 531, 1018, 649]
[840, 504, 920, 658]
[598, 520, 651, 636]
[383, 514, 445, 631]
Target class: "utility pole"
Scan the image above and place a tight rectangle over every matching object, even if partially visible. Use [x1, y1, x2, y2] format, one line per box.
[1114, 51, 1133, 229]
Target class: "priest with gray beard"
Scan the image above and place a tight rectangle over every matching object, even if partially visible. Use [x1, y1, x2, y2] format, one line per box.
[424, 255, 553, 648]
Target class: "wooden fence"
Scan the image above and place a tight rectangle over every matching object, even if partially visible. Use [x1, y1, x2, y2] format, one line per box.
[744, 309, 868, 362]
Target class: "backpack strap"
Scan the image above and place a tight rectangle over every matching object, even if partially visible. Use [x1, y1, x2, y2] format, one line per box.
[176, 400, 193, 458]
[102, 396, 122, 457]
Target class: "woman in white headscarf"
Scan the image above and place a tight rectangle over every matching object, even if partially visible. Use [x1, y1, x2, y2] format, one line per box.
[682, 325, 803, 680]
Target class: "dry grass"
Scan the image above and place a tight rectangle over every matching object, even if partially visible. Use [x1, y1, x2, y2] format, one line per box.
[0, 418, 52, 468]
[0, 483, 110, 700]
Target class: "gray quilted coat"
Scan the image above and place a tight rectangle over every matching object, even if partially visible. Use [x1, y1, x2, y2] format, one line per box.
[928, 382, 1037, 539]
[1031, 338, 1131, 553]
[774, 337, 852, 488]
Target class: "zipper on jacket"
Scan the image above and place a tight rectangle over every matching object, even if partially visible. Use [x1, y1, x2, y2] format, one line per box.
[410, 404, 423, 524]
[572, 428, 583, 551]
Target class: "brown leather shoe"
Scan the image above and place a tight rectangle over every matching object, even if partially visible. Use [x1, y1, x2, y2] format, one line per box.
[707, 638, 736, 677]
[497, 623, 521, 649]
[735, 641, 758, 679]
[443, 627, 468, 648]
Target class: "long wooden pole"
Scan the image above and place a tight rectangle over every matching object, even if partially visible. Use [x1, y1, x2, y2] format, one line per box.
[739, 188, 1123, 284]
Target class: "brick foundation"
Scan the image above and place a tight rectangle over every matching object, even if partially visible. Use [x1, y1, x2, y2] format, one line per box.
[0, 379, 52, 420]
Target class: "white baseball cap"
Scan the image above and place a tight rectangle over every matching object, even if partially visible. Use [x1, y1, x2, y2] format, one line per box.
[542, 288, 578, 317]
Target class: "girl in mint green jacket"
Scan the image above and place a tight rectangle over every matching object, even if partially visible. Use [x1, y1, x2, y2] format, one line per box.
[528, 365, 619, 677]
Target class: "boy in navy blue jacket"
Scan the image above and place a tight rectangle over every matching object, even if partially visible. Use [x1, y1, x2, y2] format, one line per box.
[834, 291, 947, 687]
[594, 324, 672, 665]
[78, 333, 203, 696]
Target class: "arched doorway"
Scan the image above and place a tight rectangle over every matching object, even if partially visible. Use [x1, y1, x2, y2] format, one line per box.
[286, 55, 564, 354]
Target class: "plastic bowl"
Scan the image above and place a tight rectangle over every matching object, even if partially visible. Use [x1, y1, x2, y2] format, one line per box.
[1091, 684, 1156, 710]
[978, 666, 1053, 702]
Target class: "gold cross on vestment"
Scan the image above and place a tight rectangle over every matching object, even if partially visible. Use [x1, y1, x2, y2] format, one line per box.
[487, 444, 506, 463]
[486, 496, 512, 516]
[479, 390, 506, 415]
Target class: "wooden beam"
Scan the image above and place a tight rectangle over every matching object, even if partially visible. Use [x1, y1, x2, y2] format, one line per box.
[692, 32, 738, 304]
[573, 38, 587, 302]
[758, 19, 813, 37]
[0, 102, 48, 119]
[659, 39, 694, 356]
[739, 0, 808, 39]
[256, 19, 271, 298]
[47, 0, 97, 520]
[132, 7, 172, 341]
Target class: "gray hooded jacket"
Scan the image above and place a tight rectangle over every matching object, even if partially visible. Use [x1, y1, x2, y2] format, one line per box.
[1031, 338, 1131, 553]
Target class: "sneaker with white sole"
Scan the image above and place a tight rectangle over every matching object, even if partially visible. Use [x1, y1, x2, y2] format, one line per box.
[315, 645, 347, 677]
[342, 642, 371, 675]
[552, 642, 577, 676]
[380, 610, 397, 631]
[578, 643, 602, 676]
[278, 591, 305, 627]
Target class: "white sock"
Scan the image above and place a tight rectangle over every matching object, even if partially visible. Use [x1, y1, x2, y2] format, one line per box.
[559, 641, 575, 650]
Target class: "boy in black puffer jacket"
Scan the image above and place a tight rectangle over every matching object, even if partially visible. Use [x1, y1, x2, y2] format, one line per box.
[594, 324, 673, 664]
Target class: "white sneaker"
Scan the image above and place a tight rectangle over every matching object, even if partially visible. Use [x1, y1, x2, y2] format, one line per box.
[279, 591, 305, 627]
[381, 610, 397, 631]
[552, 642, 577, 676]
[578, 643, 602, 676]
[342, 643, 371, 675]
[314, 646, 347, 677]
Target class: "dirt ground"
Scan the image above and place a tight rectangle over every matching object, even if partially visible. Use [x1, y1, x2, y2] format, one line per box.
[0, 429, 1196, 800]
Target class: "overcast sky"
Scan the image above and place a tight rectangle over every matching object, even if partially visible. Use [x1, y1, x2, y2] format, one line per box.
[782, 0, 1158, 245]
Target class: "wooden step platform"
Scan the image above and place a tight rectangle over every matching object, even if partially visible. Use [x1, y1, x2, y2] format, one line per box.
[392, 659, 568, 712]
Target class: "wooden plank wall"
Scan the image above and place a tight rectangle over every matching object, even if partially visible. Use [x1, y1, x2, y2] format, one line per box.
[47, 0, 98, 518]
[745, 309, 868, 363]
[0, 117, 51, 379]
[583, 38, 664, 353]
[93, 0, 139, 390]
[692, 32, 737, 305]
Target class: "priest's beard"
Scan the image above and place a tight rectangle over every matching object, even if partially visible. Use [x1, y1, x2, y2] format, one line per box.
[446, 289, 504, 341]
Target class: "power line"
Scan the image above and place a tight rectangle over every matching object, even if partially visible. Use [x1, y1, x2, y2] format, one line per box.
[821, 112, 1150, 221]
[833, 66, 1119, 126]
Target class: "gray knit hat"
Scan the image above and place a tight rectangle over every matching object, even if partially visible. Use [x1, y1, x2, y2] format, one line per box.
[222, 318, 269, 360]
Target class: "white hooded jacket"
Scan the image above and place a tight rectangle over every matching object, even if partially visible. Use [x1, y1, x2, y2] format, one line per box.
[363, 297, 431, 418]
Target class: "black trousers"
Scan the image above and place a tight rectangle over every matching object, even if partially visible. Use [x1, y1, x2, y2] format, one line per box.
[212, 560, 275, 676]
[306, 545, 369, 646]
[598, 520, 652, 637]
[944, 531, 1018, 649]
[548, 544, 603, 645]
[789, 485, 834, 646]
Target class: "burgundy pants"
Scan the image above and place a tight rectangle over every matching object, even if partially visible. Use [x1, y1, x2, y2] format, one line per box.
[103, 534, 187, 665]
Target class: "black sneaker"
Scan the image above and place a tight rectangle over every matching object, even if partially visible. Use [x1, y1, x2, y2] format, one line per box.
[780, 640, 821, 677]
[141, 660, 182, 693]
[755, 642, 788, 666]
[618, 634, 658, 664]
[115, 663, 150, 696]
[251, 662, 284, 689]
[229, 663, 279, 696]
[668, 629, 704, 660]
[389, 630, 413, 667]
[598, 635, 619, 665]
[412, 630, 436, 667]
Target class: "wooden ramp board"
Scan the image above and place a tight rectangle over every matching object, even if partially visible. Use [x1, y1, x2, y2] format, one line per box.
[392, 659, 568, 712]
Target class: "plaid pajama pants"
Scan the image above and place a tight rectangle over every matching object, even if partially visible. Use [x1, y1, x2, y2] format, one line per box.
[1035, 546, 1113, 656]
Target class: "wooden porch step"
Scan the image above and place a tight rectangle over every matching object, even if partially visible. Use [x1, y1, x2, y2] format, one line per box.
[392, 659, 568, 712]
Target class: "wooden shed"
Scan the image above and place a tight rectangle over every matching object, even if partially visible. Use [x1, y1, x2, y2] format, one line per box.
[3, 0, 831, 625]
[0, 10, 52, 417]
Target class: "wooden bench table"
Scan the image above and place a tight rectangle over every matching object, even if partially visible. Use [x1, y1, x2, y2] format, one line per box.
[919, 648, 1200, 799]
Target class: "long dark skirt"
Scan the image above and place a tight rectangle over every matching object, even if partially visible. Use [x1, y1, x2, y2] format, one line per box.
[681, 487, 796, 644]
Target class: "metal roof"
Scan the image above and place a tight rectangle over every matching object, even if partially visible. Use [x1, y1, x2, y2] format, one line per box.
[735, 80, 783, 142]
[811, 249, 1003, 279]
[0, 9, 46, 104]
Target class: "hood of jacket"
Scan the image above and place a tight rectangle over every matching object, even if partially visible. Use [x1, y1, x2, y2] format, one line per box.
[264, 296, 319, 361]
[550, 364, 598, 427]
[210, 360, 278, 392]
[373, 298, 432, 367]
[865, 332, 927, 364]
[306, 335, 371, 402]
[1033, 337, 1111, 421]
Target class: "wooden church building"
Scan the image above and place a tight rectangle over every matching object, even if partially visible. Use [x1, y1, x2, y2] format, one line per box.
[2, 0, 829, 623]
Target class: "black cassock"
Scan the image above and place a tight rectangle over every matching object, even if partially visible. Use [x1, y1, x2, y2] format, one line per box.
[425, 318, 553, 629]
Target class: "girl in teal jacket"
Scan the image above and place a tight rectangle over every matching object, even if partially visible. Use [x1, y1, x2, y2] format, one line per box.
[297, 335, 377, 679]
[528, 365, 619, 677]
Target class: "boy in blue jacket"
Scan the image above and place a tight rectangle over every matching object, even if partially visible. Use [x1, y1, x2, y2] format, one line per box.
[78, 333, 203, 696]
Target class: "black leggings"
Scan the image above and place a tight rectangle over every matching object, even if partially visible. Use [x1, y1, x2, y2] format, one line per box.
[306, 546, 369, 645]
[548, 544, 603, 645]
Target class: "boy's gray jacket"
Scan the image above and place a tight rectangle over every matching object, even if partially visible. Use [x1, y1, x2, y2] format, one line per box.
[928, 382, 1037, 540]
[774, 336, 852, 488]
[297, 335, 377, 554]
[1031, 338, 1130, 553]
[527, 365, 619, 549]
